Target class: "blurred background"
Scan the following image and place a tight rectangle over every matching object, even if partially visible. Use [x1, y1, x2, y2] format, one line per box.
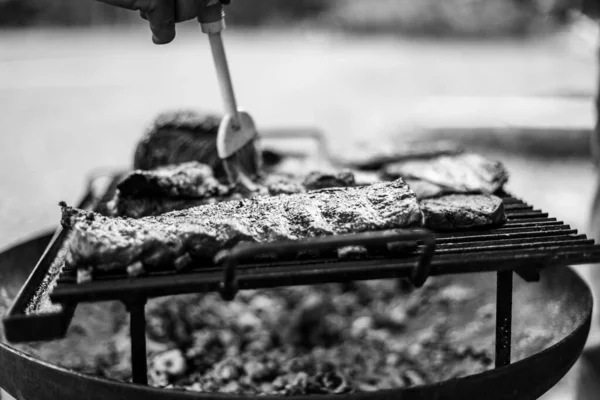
[0, 0, 584, 34]
[0, 0, 599, 399]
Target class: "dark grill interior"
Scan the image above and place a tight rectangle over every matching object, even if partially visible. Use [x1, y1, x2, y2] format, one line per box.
[49, 194, 600, 305]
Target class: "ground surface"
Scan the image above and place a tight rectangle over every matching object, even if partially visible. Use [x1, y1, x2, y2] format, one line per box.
[0, 25, 598, 400]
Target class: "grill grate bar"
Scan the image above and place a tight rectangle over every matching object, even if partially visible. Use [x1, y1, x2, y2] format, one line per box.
[498, 221, 563, 228]
[503, 204, 533, 210]
[507, 212, 549, 219]
[436, 225, 570, 238]
[50, 245, 600, 303]
[436, 229, 577, 243]
[505, 217, 557, 224]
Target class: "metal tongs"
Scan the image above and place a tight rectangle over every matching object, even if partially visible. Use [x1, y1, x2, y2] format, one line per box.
[199, 1, 263, 192]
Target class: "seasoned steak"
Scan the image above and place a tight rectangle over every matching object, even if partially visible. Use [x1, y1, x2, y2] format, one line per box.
[133, 110, 226, 177]
[61, 179, 423, 273]
[420, 194, 506, 231]
[303, 170, 355, 190]
[405, 179, 448, 199]
[108, 162, 235, 218]
[117, 161, 232, 199]
[348, 140, 464, 170]
[133, 110, 285, 179]
[109, 162, 358, 218]
[383, 153, 508, 197]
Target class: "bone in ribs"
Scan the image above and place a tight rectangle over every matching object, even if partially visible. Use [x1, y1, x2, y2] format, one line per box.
[60, 179, 423, 273]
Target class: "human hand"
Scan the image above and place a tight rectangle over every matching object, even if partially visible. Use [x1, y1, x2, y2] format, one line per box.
[97, 0, 229, 44]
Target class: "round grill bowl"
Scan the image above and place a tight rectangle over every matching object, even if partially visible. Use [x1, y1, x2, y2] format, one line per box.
[0, 231, 592, 400]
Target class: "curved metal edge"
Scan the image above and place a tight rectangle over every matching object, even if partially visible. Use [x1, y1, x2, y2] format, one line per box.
[1, 174, 111, 344]
[0, 234, 592, 400]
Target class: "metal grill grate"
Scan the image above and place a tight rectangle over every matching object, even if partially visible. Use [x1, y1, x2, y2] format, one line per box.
[49, 195, 600, 305]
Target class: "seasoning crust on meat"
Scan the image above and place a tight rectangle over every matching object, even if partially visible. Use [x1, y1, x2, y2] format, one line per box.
[384, 153, 509, 197]
[117, 162, 232, 199]
[420, 194, 506, 231]
[61, 179, 423, 272]
[133, 110, 224, 175]
[109, 162, 359, 218]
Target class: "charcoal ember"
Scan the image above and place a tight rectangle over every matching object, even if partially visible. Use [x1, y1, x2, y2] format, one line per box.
[244, 330, 278, 354]
[403, 369, 426, 386]
[285, 294, 339, 348]
[219, 381, 242, 394]
[248, 294, 287, 328]
[151, 349, 187, 376]
[373, 302, 408, 331]
[350, 316, 374, 338]
[57, 252, 509, 395]
[285, 356, 316, 375]
[214, 357, 244, 382]
[186, 331, 226, 371]
[434, 285, 476, 305]
[285, 371, 326, 395]
[317, 370, 351, 394]
[358, 383, 380, 392]
[244, 359, 278, 382]
[145, 297, 194, 346]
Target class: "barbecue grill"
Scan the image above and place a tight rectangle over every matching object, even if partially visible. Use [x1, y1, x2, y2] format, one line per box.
[1, 164, 599, 400]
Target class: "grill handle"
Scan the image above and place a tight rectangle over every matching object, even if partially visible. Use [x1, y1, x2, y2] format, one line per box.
[216, 229, 437, 300]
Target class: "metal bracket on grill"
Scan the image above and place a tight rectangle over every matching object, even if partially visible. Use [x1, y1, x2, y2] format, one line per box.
[216, 229, 437, 301]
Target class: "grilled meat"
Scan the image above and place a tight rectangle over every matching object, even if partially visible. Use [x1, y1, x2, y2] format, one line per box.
[383, 153, 508, 197]
[133, 110, 284, 179]
[302, 170, 355, 190]
[61, 179, 423, 272]
[405, 179, 448, 199]
[109, 162, 358, 218]
[109, 197, 223, 220]
[348, 140, 464, 170]
[420, 194, 506, 231]
[133, 110, 226, 177]
[117, 162, 232, 199]
[108, 161, 237, 218]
